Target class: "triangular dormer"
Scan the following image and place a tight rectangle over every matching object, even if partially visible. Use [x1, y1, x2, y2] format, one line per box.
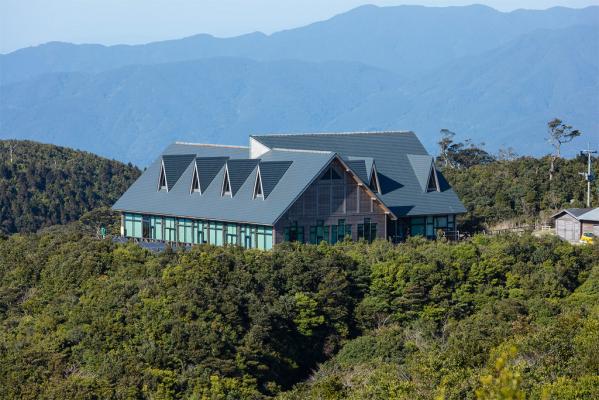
[254, 167, 264, 199]
[158, 160, 168, 191]
[222, 165, 232, 197]
[190, 164, 200, 193]
[427, 165, 440, 192]
[369, 164, 381, 193]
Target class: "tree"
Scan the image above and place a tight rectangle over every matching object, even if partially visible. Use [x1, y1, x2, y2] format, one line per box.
[547, 118, 581, 180]
[438, 129, 456, 168]
[437, 130, 495, 169]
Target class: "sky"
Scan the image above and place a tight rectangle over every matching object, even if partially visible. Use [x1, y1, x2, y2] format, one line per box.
[1, 0, 598, 53]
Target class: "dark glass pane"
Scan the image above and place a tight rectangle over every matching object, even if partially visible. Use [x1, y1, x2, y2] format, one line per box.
[331, 167, 341, 180]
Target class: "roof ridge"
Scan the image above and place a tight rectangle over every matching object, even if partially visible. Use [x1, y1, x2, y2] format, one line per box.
[270, 147, 333, 154]
[175, 141, 248, 149]
[252, 130, 413, 138]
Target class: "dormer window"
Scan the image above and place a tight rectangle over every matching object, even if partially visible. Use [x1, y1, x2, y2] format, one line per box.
[159, 161, 168, 191]
[369, 165, 381, 193]
[191, 165, 200, 193]
[427, 167, 440, 192]
[254, 168, 264, 199]
[222, 166, 232, 197]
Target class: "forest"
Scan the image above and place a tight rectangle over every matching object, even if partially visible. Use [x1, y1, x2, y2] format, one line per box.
[0, 223, 597, 399]
[444, 154, 598, 231]
[0, 140, 140, 234]
[0, 139, 598, 399]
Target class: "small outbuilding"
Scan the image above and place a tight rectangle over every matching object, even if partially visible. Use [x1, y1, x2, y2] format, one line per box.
[553, 208, 599, 243]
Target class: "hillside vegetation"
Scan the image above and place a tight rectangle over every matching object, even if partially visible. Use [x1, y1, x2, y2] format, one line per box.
[0, 226, 597, 399]
[0, 140, 140, 234]
[442, 154, 599, 230]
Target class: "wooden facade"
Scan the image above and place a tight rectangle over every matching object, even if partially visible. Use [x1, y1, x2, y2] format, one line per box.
[274, 159, 388, 243]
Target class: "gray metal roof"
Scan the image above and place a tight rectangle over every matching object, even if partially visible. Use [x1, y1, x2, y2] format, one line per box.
[113, 143, 335, 225]
[226, 159, 260, 196]
[344, 159, 368, 183]
[345, 156, 375, 183]
[407, 154, 435, 192]
[579, 208, 599, 222]
[259, 161, 293, 198]
[553, 208, 597, 220]
[195, 157, 228, 193]
[162, 154, 196, 191]
[252, 131, 466, 216]
[113, 132, 466, 224]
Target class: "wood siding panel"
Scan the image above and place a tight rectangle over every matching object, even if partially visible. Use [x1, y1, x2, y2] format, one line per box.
[275, 159, 388, 243]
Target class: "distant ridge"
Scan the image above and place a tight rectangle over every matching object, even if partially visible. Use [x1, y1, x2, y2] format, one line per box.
[0, 5, 597, 165]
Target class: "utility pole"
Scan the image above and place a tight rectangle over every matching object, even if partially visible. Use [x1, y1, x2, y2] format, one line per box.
[579, 143, 597, 208]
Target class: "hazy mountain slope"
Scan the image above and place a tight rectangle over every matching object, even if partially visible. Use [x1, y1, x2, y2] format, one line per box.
[327, 24, 599, 154]
[0, 58, 402, 164]
[1, 5, 598, 84]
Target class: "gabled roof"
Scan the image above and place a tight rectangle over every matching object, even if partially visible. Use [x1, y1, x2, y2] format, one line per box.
[226, 159, 260, 196]
[252, 131, 466, 216]
[258, 161, 293, 198]
[553, 207, 598, 221]
[113, 131, 466, 224]
[344, 156, 376, 184]
[113, 143, 336, 225]
[579, 208, 599, 222]
[407, 154, 435, 192]
[162, 154, 196, 191]
[195, 157, 228, 193]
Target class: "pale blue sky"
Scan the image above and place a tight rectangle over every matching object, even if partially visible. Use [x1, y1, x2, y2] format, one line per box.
[1, 0, 598, 53]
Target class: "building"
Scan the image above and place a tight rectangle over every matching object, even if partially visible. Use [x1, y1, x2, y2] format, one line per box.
[553, 208, 599, 243]
[112, 131, 466, 250]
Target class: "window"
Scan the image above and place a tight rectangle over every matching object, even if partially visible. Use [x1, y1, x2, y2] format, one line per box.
[225, 224, 238, 245]
[434, 216, 448, 229]
[191, 166, 200, 193]
[177, 218, 193, 243]
[240, 225, 255, 248]
[124, 213, 142, 238]
[150, 216, 163, 240]
[256, 226, 273, 250]
[427, 167, 440, 192]
[309, 220, 329, 244]
[284, 222, 304, 243]
[194, 220, 206, 244]
[159, 162, 167, 191]
[320, 166, 341, 181]
[357, 218, 376, 243]
[142, 216, 151, 238]
[209, 222, 224, 245]
[222, 167, 232, 197]
[330, 225, 338, 244]
[164, 217, 176, 241]
[369, 166, 381, 193]
[254, 168, 264, 199]
[330, 219, 348, 244]
[426, 216, 434, 237]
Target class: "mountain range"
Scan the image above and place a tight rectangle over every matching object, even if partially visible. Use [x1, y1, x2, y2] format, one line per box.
[1, 4, 598, 165]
